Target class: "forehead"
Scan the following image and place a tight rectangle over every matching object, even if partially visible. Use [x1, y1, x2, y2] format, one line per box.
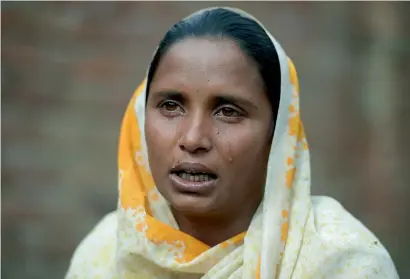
[149, 37, 264, 96]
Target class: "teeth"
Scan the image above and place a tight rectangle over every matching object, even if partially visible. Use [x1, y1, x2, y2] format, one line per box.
[177, 172, 215, 182]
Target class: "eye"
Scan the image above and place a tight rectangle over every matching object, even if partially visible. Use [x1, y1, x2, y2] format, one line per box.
[215, 107, 243, 118]
[161, 101, 179, 111]
[158, 101, 183, 117]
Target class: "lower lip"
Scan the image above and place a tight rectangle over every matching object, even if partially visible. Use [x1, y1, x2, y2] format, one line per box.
[169, 173, 217, 195]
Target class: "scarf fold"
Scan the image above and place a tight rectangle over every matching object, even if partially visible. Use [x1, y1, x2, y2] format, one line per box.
[65, 7, 399, 279]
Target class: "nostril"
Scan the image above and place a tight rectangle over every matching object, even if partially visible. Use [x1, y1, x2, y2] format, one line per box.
[180, 145, 209, 154]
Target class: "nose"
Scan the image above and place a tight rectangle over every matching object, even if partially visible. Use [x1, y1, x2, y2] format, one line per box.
[178, 113, 212, 154]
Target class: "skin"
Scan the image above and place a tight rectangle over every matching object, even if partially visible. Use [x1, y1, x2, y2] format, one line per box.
[145, 37, 273, 246]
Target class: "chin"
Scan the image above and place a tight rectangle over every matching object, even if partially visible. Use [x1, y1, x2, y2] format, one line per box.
[170, 195, 217, 216]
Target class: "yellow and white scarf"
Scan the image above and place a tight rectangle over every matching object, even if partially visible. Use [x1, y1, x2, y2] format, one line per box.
[65, 7, 399, 279]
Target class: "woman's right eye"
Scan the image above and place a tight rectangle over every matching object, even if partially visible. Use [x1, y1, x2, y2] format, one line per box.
[158, 101, 183, 116]
[161, 101, 179, 111]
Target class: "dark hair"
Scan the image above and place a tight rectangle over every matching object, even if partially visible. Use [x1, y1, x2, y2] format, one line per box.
[147, 8, 281, 124]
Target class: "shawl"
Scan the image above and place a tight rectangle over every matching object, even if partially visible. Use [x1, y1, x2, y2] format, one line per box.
[65, 7, 399, 279]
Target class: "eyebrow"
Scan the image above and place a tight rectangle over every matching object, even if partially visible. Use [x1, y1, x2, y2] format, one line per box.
[214, 94, 258, 110]
[151, 90, 258, 110]
[151, 90, 185, 102]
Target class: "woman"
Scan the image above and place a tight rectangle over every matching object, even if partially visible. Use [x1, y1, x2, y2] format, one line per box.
[65, 7, 398, 279]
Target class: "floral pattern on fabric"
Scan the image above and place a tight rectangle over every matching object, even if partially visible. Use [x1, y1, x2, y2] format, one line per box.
[65, 7, 399, 279]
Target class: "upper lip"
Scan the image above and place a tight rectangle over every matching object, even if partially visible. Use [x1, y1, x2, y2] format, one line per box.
[170, 162, 217, 176]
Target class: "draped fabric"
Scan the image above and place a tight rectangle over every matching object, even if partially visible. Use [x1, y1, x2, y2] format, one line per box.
[65, 7, 399, 279]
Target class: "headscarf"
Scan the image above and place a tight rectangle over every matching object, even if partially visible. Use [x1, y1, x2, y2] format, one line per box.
[65, 7, 399, 279]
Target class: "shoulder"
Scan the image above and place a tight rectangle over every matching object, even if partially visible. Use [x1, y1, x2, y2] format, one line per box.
[308, 196, 399, 279]
[311, 196, 385, 249]
[65, 211, 118, 279]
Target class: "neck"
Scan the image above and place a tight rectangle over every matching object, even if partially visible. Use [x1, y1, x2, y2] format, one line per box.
[172, 202, 260, 247]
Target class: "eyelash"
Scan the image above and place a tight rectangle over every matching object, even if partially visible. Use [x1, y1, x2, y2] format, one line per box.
[158, 101, 245, 120]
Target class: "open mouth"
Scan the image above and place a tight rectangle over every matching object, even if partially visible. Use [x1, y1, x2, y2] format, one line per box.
[172, 170, 218, 182]
[169, 163, 218, 195]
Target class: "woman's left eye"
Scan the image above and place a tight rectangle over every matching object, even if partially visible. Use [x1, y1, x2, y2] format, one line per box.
[215, 107, 242, 118]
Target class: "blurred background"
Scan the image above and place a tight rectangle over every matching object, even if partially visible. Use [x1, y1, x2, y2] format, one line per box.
[1, 2, 409, 278]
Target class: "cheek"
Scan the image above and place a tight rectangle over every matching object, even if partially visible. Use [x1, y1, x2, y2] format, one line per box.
[145, 111, 179, 150]
[145, 112, 180, 171]
[214, 121, 270, 165]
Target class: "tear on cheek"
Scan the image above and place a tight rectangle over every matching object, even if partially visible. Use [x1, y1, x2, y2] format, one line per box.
[227, 142, 233, 163]
[213, 128, 236, 163]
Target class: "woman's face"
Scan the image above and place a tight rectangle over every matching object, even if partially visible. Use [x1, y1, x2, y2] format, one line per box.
[145, 38, 273, 218]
